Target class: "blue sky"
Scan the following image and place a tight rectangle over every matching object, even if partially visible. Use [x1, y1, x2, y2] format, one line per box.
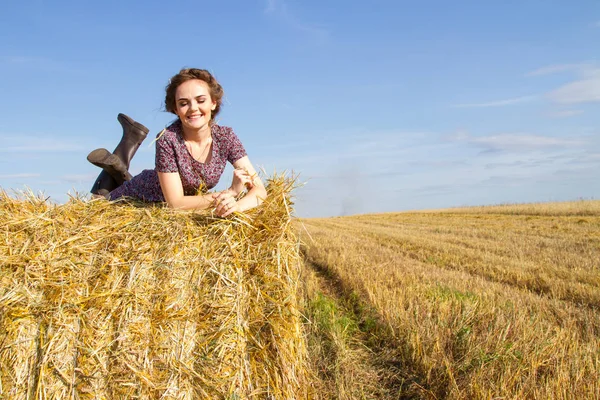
[1, 0, 599, 217]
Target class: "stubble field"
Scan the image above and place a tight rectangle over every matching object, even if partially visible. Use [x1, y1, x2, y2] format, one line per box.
[298, 200, 600, 399]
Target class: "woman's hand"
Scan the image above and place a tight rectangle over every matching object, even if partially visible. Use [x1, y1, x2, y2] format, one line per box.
[229, 167, 255, 196]
[213, 190, 240, 217]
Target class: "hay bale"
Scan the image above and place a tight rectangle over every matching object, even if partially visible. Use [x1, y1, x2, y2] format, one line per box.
[0, 176, 309, 399]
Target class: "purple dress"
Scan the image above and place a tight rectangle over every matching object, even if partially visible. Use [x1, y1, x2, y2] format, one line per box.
[109, 121, 247, 202]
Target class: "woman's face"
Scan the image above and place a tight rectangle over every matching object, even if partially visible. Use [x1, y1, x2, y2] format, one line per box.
[175, 79, 216, 132]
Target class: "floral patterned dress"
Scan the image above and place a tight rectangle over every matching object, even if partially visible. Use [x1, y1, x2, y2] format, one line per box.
[109, 121, 247, 202]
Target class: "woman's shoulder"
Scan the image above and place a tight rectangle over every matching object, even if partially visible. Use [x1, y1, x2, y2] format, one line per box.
[212, 123, 246, 161]
[156, 121, 182, 143]
[211, 123, 235, 138]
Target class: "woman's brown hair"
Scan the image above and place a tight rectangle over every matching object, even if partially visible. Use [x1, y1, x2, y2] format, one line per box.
[164, 68, 224, 122]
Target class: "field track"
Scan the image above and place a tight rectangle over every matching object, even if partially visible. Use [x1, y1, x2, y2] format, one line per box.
[299, 201, 600, 399]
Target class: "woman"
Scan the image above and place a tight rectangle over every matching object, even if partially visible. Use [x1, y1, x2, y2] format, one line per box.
[88, 68, 267, 217]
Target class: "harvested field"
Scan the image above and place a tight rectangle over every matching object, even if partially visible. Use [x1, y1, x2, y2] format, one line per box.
[2, 185, 599, 399]
[0, 176, 309, 399]
[300, 200, 600, 399]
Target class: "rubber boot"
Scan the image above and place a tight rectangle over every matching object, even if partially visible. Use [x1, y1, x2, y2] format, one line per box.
[90, 113, 149, 194]
[87, 148, 133, 184]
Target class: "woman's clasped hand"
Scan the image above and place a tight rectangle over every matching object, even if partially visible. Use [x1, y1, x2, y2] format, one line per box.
[212, 190, 239, 217]
[213, 167, 256, 217]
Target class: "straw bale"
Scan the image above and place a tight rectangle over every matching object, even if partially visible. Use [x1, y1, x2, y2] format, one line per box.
[0, 176, 309, 399]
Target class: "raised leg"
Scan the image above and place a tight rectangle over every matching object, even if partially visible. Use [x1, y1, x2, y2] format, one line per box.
[90, 113, 149, 194]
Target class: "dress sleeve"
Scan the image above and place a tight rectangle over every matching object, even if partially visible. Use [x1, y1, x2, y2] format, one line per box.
[155, 133, 179, 173]
[226, 127, 248, 164]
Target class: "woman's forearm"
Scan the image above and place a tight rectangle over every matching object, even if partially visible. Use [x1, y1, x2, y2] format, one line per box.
[167, 192, 216, 210]
[167, 186, 266, 213]
[236, 185, 268, 212]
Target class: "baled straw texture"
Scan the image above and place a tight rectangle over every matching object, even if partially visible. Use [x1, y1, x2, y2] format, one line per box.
[0, 175, 309, 399]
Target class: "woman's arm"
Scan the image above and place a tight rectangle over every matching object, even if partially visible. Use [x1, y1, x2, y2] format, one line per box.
[232, 156, 268, 210]
[158, 155, 266, 213]
[214, 156, 268, 217]
[158, 171, 226, 210]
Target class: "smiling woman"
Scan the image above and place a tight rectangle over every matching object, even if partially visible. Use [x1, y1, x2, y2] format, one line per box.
[87, 68, 267, 217]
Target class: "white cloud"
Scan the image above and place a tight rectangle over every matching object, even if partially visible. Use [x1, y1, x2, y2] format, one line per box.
[452, 132, 585, 152]
[35, 180, 62, 186]
[455, 63, 598, 111]
[264, 0, 277, 13]
[0, 144, 84, 153]
[453, 95, 537, 108]
[547, 72, 600, 104]
[0, 56, 81, 73]
[292, 127, 600, 217]
[529, 63, 600, 105]
[547, 109, 584, 118]
[0, 173, 41, 179]
[0, 135, 85, 153]
[526, 63, 587, 76]
[259, 128, 438, 172]
[263, 0, 330, 42]
[293, 122, 600, 216]
[61, 173, 97, 183]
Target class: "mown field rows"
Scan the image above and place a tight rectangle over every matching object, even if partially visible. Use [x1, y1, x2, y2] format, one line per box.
[299, 201, 600, 399]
